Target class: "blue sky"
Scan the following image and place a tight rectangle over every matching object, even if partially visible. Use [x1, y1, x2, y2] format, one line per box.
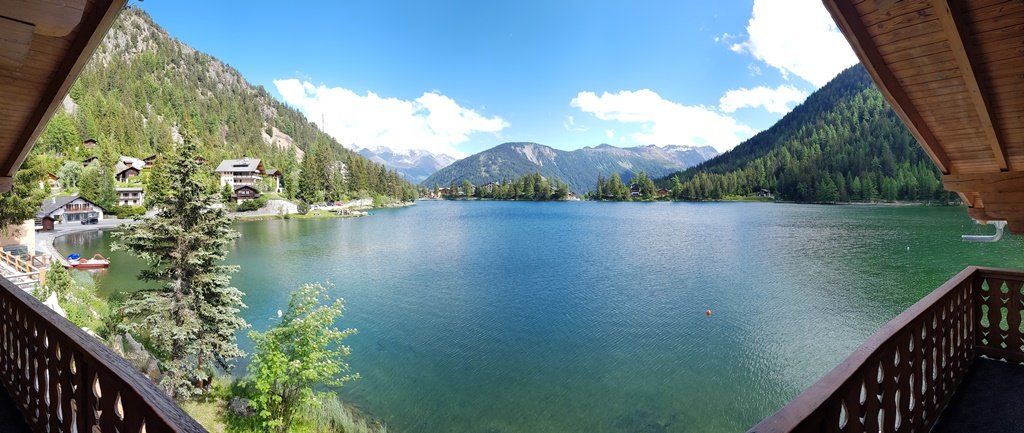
[139, 1, 856, 157]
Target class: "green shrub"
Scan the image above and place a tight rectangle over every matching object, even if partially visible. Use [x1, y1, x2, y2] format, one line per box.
[236, 196, 268, 212]
[109, 205, 147, 218]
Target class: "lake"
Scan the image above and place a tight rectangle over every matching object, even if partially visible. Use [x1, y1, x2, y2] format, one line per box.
[54, 201, 1024, 432]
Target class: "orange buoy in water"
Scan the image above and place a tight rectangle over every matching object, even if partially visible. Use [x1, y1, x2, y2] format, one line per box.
[706, 309, 712, 316]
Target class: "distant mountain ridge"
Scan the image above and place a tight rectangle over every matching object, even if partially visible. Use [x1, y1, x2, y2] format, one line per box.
[357, 146, 457, 183]
[422, 142, 718, 193]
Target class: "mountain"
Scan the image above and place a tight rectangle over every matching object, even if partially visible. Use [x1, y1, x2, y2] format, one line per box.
[34, 7, 416, 201]
[357, 147, 457, 183]
[658, 65, 953, 203]
[422, 142, 718, 193]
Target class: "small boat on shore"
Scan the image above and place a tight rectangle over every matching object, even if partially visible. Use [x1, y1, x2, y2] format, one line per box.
[69, 253, 110, 269]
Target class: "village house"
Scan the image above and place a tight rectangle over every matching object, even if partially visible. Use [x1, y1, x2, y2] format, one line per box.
[481, 181, 501, 193]
[115, 187, 145, 206]
[36, 195, 106, 230]
[215, 157, 264, 189]
[232, 185, 260, 203]
[629, 183, 641, 197]
[82, 138, 97, 150]
[266, 168, 284, 193]
[142, 154, 157, 166]
[114, 156, 146, 182]
[756, 188, 773, 198]
[82, 156, 99, 167]
[40, 173, 60, 191]
[656, 188, 670, 198]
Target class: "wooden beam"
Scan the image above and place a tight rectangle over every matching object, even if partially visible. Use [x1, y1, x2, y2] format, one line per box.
[823, 0, 954, 174]
[0, 17, 33, 67]
[0, 0, 127, 184]
[943, 171, 1024, 193]
[932, 0, 1009, 171]
[0, 0, 86, 37]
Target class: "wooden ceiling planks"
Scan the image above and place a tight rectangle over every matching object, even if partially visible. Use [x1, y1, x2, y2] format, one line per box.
[825, 0, 1024, 232]
[0, 0, 127, 191]
[932, 0, 1009, 171]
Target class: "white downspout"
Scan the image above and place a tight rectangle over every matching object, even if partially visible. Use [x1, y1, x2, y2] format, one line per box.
[961, 220, 1007, 243]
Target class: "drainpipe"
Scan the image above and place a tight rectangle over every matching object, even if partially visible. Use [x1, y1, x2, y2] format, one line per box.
[961, 220, 1007, 243]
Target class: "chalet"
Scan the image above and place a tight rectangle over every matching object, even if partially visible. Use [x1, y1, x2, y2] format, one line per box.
[82, 156, 99, 167]
[195, 155, 207, 166]
[82, 138, 97, 149]
[756, 188, 772, 198]
[114, 156, 146, 182]
[115, 187, 145, 206]
[629, 183, 641, 197]
[215, 157, 264, 189]
[36, 195, 105, 229]
[266, 168, 284, 193]
[41, 172, 60, 191]
[232, 185, 260, 203]
[481, 182, 501, 193]
[142, 154, 157, 166]
[656, 188, 669, 198]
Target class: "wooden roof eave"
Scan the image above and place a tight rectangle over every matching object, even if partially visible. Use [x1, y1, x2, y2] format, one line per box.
[822, 0, 953, 176]
[822, 0, 1024, 232]
[0, 0, 128, 192]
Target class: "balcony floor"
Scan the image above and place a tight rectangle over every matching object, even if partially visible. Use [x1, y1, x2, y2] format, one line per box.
[933, 357, 1024, 433]
[0, 383, 30, 432]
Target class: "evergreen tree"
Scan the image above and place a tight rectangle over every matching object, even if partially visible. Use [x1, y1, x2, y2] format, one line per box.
[145, 158, 172, 207]
[112, 133, 246, 400]
[0, 156, 45, 230]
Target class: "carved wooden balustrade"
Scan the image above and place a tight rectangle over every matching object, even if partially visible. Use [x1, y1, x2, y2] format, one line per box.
[750, 266, 1024, 433]
[0, 275, 206, 432]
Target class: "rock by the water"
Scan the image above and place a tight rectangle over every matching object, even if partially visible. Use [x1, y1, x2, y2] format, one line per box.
[229, 397, 256, 417]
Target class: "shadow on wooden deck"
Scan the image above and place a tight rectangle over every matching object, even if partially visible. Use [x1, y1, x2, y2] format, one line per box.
[933, 357, 1024, 433]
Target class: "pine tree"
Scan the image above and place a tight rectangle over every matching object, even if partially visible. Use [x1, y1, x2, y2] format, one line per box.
[112, 132, 246, 400]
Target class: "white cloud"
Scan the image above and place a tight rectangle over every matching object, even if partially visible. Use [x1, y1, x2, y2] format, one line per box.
[605, 129, 615, 139]
[731, 0, 857, 87]
[719, 84, 808, 114]
[273, 79, 508, 157]
[571, 89, 755, 153]
[563, 115, 585, 131]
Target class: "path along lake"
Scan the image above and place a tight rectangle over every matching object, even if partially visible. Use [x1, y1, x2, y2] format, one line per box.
[55, 201, 1024, 433]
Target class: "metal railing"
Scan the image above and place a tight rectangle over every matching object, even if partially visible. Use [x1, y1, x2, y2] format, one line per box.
[750, 266, 1024, 432]
[0, 274, 207, 432]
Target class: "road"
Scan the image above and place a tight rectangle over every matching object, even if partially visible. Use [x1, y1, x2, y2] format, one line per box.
[36, 218, 134, 266]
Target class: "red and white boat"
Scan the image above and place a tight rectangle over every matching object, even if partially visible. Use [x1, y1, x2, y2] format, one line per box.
[70, 253, 110, 269]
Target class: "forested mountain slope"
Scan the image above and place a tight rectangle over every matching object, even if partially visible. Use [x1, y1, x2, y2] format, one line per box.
[35, 7, 416, 201]
[660, 65, 953, 203]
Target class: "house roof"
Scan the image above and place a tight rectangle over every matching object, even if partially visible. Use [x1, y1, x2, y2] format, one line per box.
[215, 158, 262, 173]
[116, 187, 143, 193]
[823, 0, 1024, 232]
[0, 0, 127, 192]
[38, 195, 105, 217]
[114, 156, 146, 175]
[233, 185, 259, 192]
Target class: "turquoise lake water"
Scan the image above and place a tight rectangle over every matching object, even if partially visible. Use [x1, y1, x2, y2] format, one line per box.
[55, 201, 1024, 432]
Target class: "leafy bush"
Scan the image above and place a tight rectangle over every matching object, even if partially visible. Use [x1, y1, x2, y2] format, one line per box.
[297, 201, 310, 215]
[109, 205, 147, 218]
[236, 196, 268, 212]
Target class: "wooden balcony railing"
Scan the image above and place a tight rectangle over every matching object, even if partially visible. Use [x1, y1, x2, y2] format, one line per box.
[0, 274, 206, 432]
[749, 266, 1024, 433]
